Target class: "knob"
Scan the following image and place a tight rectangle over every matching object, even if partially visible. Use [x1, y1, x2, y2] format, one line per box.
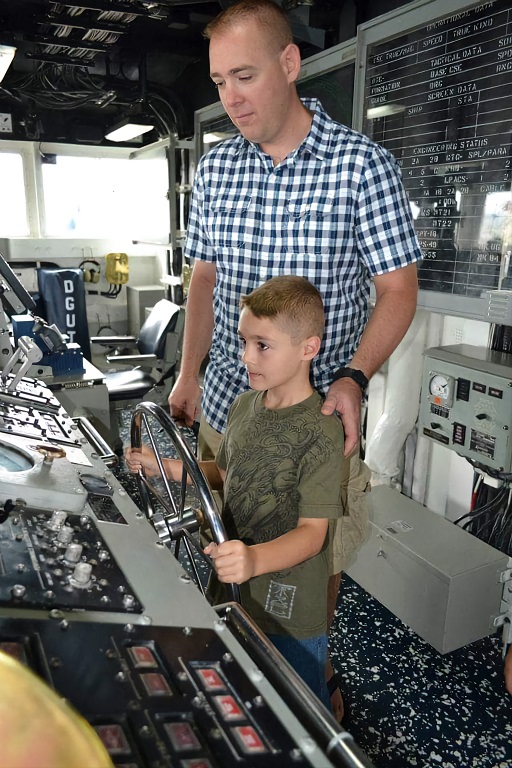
[70, 562, 92, 589]
[57, 526, 73, 545]
[64, 543, 83, 563]
[11, 584, 26, 599]
[47, 511, 67, 531]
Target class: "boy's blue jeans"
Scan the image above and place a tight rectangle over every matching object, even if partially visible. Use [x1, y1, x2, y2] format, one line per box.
[266, 632, 331, 711]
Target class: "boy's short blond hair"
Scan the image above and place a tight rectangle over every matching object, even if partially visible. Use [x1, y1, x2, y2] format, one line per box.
[204, 0, 293, 55]
[240, 276, 324, 343]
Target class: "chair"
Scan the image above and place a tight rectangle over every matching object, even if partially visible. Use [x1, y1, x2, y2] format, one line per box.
[90, 298, 185, 450]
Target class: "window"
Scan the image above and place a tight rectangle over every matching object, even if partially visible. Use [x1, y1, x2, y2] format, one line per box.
[42, 154, 169, 240]
[0, 152, 29, 236]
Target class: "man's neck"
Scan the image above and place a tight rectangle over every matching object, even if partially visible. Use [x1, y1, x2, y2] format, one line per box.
[260, 101, 313, 165]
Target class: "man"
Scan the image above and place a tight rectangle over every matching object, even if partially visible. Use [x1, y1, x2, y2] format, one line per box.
[170, 0, 421, 720]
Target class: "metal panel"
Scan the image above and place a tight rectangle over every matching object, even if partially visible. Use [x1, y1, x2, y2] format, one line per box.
[420, 344, 512, 470]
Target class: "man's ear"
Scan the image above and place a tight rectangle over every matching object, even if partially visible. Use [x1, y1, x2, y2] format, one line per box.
[280, 43, 301, 83]
[303, 335, 321, 360]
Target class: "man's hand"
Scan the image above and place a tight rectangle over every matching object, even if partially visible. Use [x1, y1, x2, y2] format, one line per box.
[168, 375, 202, 426]
[321, 377, 362, 457]
[204, 540, 255, 584]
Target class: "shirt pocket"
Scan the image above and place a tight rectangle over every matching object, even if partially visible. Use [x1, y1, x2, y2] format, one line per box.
[286, 193, 335, 255]
[209, 195, 253, 248]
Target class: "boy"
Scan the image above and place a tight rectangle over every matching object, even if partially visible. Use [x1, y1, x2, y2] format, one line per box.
[126, 276, 345, 710]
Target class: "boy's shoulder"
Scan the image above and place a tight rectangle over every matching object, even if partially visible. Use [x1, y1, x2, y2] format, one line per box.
[307, 392, 345, 437]
[229, 389, 259, 418]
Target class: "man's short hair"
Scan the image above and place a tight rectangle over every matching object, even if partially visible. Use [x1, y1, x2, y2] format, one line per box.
[204, 0, 293, 53]
[241, 276, 325, 343]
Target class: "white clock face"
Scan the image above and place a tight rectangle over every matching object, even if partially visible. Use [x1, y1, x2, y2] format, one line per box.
[429, 373, 450, 399]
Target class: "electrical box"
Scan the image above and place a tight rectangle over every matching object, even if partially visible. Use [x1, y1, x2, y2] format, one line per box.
[419, 344, 512, 472]
[127, 285, 164, 336]
[347, 486, 509, 654]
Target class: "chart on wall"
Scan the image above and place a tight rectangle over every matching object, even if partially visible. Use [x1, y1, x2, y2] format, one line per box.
[362, 0, 512, 300]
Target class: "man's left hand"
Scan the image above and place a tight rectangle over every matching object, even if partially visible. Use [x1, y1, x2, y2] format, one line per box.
[321, 378, 362, 456]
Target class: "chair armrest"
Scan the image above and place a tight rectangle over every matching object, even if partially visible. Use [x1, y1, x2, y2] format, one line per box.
[105, 353, 158, 365]
[90, 335, 137, 346]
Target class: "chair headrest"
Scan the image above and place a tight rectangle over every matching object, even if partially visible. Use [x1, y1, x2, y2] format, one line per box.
[137, 299, 181, 358]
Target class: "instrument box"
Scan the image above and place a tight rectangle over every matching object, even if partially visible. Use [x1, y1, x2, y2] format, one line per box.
[347, 485, 509, 654]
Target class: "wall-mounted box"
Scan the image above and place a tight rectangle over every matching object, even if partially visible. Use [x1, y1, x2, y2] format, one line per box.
[419, 344, 512, 472]
[347, 485, 509, 654]
[127, 284, 164, 335]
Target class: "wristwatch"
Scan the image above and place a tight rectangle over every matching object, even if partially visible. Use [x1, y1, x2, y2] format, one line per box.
[331, 367, 368, 393]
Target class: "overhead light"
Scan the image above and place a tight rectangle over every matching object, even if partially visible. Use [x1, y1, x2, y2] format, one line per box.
[366, 103, 406, 119]
[203, 131, 237, 144]
[105, 116, 155, 142]
[0, 45, 16, 84]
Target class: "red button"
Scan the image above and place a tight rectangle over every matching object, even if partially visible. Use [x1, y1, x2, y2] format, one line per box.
[164, 722, 201, 752]
[196, 667, 225, 691]
[232, 725, 266, 754]
[94, 724, 131, 755]
[212, 695, 245, 721]
[127, 645, 158, 668]
[140, 672, 171, 696]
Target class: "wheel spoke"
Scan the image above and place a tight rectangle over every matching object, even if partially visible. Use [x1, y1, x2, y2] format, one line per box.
[182, 531, 207, 598]
[142, 413, 180, 517]
[130, 402, 241, 604]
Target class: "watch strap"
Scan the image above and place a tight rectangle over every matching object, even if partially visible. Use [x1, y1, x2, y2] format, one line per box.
[331, 367, 368, 392]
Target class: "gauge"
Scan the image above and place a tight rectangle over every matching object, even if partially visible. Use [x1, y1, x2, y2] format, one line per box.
[427, 372, 455, 407]
[429, 374, 450, 398]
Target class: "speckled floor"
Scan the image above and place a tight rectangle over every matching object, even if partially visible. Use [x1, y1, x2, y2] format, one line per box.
[116, 408, 512, 768]
[331, 576, 512, 768]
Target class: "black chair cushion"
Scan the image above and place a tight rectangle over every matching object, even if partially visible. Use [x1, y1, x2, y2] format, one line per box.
[105, 369, 156, 400]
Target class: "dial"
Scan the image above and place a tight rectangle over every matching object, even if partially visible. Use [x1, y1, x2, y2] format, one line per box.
[429, 373, 450, 400]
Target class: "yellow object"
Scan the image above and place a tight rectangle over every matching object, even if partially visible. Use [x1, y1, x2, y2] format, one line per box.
[105, 253, 129, 285]
[0, 650, 114, 768]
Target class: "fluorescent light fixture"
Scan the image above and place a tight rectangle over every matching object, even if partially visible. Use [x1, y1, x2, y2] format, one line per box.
[366, 103, 406, 119]
[0, 45, 16, 84]
[105, 116, 155, 142]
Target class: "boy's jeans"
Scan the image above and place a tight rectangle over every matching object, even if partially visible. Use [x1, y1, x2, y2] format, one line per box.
[266, 632, 330, 711]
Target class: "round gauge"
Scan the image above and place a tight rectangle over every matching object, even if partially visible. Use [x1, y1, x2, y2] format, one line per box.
[429, 373, 450, 400]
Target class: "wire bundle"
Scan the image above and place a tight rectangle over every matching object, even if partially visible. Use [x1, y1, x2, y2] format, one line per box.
[454, 463, 512, 555]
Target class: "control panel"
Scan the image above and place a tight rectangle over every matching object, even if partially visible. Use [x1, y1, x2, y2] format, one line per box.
[0, 370, 373, 768]
[419, 344, 512, 471]
[0, 618, 314, 768]
[0, 507, 143, 613]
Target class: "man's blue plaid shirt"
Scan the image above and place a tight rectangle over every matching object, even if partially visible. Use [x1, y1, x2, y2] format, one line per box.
[185, 99, 422, 433]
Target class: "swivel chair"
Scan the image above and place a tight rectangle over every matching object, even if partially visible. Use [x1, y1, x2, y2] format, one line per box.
[90, 298, 184, 451]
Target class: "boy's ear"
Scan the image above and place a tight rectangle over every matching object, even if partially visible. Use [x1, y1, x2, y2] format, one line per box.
[303, 336, 321, 360]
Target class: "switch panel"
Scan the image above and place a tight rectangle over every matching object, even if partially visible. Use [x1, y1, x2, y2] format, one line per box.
[419, 344, 512, 471]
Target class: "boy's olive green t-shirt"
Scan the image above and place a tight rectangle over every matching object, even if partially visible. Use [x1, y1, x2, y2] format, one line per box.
[216, 390, 345, 639]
